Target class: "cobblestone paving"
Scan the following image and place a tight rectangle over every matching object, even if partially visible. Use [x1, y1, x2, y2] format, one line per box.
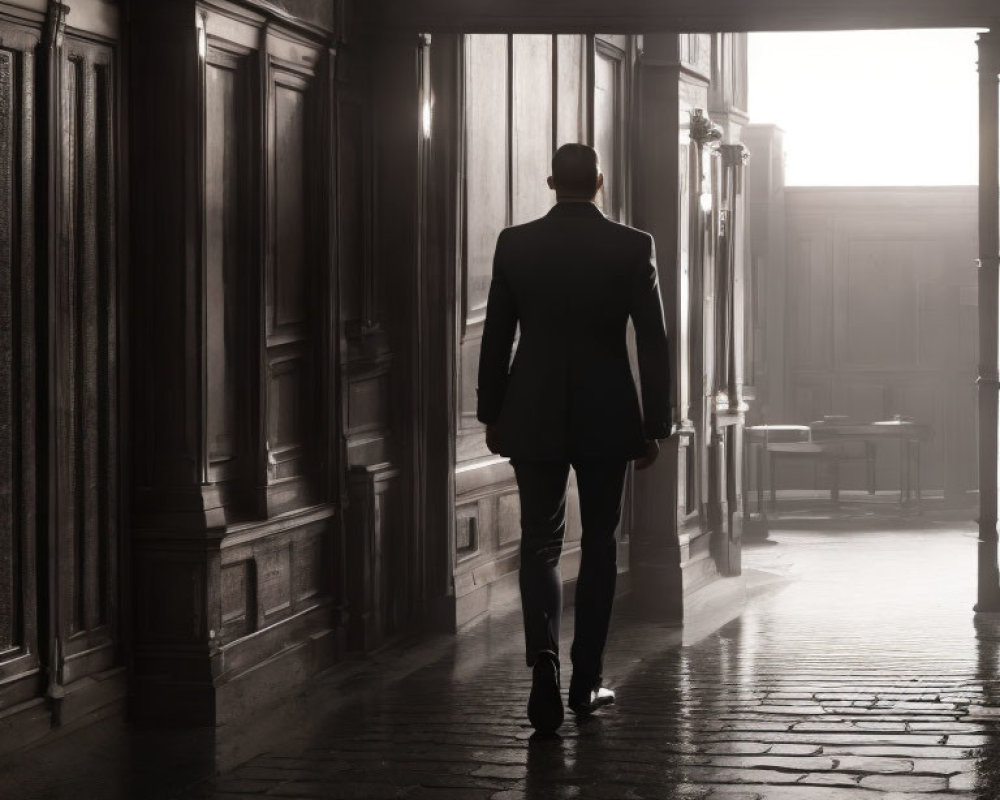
[170, 509, 1000, 800]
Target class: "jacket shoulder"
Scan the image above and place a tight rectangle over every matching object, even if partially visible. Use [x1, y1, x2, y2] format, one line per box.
[599, 218, 654, 260]
[602, 217, 652, 243]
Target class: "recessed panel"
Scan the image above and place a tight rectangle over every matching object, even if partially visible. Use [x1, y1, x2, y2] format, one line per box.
[556, 35, 585, 148]
[464, 34, 508, 319]
[339, 99, 365, 325]
[455, 504, 479, 556]
[594, 47, 621, 218]
[268, 356, 305, 451]
[221, 560, 253, 639]
[842, 239, 917, 368]
[205, 58, 245, 466]
[0, 49, 16, 653]
[273, 83, 307, 330]
[511, 34, 553, 226]
[293, 529, 325, 603]
[497, 492, 521, 547]
[347, 373, 389, 435]
[258, 544, 292, 618]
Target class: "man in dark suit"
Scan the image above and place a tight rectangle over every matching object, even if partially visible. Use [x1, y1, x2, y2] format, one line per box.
[477, 143, 673, 732]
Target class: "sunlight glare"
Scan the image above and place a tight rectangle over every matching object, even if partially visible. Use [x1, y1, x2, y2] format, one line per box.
[748, 29, 983, 186]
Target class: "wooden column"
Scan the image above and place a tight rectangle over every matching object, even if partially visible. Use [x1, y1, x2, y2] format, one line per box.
[977, 31, 1000, 612]
[129, 0, 345, 724]
[630, 35, 686, 621]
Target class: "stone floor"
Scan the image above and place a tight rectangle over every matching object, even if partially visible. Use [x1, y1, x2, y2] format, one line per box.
[5, 501, 1000, 799]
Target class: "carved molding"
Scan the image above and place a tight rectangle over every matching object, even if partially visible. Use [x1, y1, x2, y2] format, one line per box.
[720, 142, 749, 168]
[689, 108, 722, 145]
[43, 2, 69, 51]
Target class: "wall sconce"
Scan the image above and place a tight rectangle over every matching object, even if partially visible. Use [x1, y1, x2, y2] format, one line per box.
[418, 34, 432, 139]
[197, 21, 206, 59]
[421, 97, 433, 139]
[699, 191, 713, 214]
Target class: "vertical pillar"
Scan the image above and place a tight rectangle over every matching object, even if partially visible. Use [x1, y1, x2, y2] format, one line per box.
[630, 35, 686, 621]
[976, 31, 1000, 613]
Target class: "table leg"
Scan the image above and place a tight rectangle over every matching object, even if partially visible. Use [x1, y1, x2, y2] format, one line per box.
[898, 437, 906, 508]
[866, 441, 876, 495]
[756, 443, 767, 518]
[769, 451, 777, 511]
[742, 433, 749, 517]
[906, 439, 913, 505]
[830, 453, 841, 506]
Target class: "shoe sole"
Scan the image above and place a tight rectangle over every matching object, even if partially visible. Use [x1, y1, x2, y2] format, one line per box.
[569, 694, 615, 716]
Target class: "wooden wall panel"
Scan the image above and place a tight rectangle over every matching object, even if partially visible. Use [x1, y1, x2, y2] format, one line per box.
[338, 98, 366, 326]
[262, 43, 323, 515]
[346, 464, 403, 650]
[273, 82, 308, 330]
[54, 38, 119, 686]
[555, 35, 585, 148]
[463, 34, 508, 326]
[204, 47, 253, 483]
[782, 188, 978, 497]
[0, 30, 41, 714]
[511, 35, 552, 225]
[128, 1, 344, 723]
[594, 46, 620, 217]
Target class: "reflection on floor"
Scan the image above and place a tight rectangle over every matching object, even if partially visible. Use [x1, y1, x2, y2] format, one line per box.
[4, 502, 999, 799]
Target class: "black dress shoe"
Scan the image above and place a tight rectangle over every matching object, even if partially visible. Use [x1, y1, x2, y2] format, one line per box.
[527, 654, 563, 731]
[568, 680, 615, 716]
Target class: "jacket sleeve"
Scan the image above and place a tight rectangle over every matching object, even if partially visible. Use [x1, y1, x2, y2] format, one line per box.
[629, 234, 673, 440]
[476, 231, 518, 425]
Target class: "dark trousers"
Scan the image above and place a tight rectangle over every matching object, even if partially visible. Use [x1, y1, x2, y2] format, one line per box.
[512, 459, 629, 686]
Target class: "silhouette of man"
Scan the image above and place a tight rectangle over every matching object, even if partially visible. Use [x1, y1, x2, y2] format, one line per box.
[477, 143, 673, 732]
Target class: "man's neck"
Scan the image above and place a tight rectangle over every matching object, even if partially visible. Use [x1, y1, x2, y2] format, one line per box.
[555, 196, 596, 204]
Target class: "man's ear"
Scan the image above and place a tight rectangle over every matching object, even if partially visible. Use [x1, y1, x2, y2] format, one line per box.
[547, 175, 555, 190]
[596, 172, 605, 193]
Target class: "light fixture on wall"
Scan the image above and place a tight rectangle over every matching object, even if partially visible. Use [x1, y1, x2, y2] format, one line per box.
[197, 19, 206, 59]
[421, 96, 433, 139]
[419, 33, 432, 139]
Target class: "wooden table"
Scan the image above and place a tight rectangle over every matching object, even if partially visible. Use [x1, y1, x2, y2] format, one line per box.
[744, 420, 933, 515]
[809, 420, 933, 507]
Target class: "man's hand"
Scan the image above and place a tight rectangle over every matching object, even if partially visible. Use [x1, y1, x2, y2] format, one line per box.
[634, 439, 659, 470]
[485, 424, 502, 455]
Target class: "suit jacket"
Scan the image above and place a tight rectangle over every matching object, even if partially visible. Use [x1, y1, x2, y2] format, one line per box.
[476, 201, 672, 461]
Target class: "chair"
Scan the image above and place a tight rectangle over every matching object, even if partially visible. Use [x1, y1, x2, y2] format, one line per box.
[744, 425, 810, 514]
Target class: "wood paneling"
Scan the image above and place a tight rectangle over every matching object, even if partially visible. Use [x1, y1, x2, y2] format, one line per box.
[594, 38, 627, 220]
[261, 34, 324, 515]
[338, 97, 367, 327]
[454, 34, 638, 625]
[781, 188, 978, 496]
[54, 36, 119, 686]
[204, 46, 254, 485]
[129, 1, 344, 723]
[463, 34, 508, 325]
[555, 35, 585, 148]
[0, 27, 41, 715]
[511, 35, 552, 225]
[346, 464, 403, 650]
